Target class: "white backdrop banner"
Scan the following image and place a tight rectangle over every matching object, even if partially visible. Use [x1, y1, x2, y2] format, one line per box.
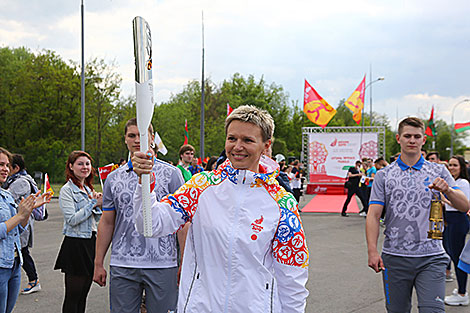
[308, 132, 378, 184]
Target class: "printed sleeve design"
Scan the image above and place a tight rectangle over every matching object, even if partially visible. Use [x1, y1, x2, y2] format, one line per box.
[265, 182, 309, 269]
[161, 171, 223, 223]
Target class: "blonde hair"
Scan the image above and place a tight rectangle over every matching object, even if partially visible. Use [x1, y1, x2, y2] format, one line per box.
[225, 105, 274, 141]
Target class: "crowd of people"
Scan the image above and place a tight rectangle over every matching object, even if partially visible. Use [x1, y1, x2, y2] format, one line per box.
[3, 110, 470, 313]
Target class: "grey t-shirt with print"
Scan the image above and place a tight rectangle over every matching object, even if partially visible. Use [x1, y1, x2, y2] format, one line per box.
[370, 156, 456, 257]
[103, 159, 184, 268]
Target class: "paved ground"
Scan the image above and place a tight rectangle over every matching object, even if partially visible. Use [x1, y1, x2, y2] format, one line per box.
[12, 195, 469, 312]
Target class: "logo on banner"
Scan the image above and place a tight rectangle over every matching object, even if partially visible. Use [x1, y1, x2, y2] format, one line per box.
[309, 141, 328, 174]
[359, 140, 378, 160]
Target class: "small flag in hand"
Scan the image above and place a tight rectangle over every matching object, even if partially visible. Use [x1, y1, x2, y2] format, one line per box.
[44, 173, 54, 197]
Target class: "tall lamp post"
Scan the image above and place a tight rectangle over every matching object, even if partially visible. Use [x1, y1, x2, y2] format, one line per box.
[361, 77, 385, 131]
[368, 77, 384, 126]
[450, 99, 470, 156]
[80, 0, 85, 151]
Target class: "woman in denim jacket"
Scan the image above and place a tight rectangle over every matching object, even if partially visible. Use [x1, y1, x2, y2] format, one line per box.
[0, 147, 50, 313]
[54, 151, 102, 313]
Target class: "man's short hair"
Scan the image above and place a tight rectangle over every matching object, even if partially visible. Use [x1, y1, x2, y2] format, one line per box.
[426, 151, 440, 161]
[124, 117, 154, 135]
[179, 144, 195, 159]
[398, 117, 425, 134]
[225, 105, 274, 142]
[11, 154, 25, 171]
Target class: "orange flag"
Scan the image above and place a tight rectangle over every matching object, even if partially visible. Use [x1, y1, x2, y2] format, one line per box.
[344, 75, 366, 125]
[303, 80, 336, 128]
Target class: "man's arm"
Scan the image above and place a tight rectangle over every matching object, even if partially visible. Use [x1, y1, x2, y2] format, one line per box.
[93, 210, 116, 287]
[430, 178, 469, 213]
[366, 204, 385, 273]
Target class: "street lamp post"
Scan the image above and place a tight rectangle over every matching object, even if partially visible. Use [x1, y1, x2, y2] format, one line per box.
[80, 0, 85, 151]
[450, 99, 470, 156]
[368, 77, 384, 126]
[361, 77, 384, 131]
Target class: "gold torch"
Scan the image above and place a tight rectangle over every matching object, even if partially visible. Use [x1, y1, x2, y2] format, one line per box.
[427, 196, 444, 240]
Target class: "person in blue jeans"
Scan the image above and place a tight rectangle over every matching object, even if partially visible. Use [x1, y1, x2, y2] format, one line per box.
[0, 147, 50, 313]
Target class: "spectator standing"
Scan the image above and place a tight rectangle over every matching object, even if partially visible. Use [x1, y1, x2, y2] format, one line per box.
[177, 145, 194, 182]
[0, 147, 49, 313]
[442, 155, 470, 306]
[4, 154, 45, 294]
[291, 160, 302, 202]
[188, 157, 204, 176]
[54, 151, 103, 313]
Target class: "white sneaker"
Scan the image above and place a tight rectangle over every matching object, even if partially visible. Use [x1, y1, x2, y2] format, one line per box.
[445, 291, 469, 306]
[21, 280, 41, 295]
[359, 212, 367, 217]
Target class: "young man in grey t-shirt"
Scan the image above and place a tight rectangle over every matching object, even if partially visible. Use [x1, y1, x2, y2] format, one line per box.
[366, 117, 469, 312]
[93, 118, 186, 312]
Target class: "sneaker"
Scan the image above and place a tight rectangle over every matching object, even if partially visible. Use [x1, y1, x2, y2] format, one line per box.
[446, 274, 454, 282]
[445, 291, 469, 306]
[341, 213, 349, 217]
[22, 279, 41, 295]
[359, 212, 367, 217]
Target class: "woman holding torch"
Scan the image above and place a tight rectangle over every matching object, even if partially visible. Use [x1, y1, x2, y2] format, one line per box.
[133, 105, 309, 312]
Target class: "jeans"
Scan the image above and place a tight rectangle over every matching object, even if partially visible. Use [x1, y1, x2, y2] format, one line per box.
[0, 257, 21, 313]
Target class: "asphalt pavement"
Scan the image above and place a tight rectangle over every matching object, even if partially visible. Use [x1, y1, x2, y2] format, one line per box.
[12, 196, 469, 312]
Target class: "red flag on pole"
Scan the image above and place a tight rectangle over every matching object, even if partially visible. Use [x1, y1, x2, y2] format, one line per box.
[184, 119, 189, 145]
[344, 75, 366, 125]
[98, 164, 119, 180]
[227, 103, 233, 116]
[425, 107, 436, 137]
[303, 80, 336, 128]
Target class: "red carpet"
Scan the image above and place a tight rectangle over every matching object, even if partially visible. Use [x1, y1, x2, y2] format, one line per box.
[302, 195, 359, 213]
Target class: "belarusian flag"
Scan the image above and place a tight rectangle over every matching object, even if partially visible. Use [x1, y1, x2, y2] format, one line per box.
[184, 119, 189, 145]
[455, 122, 470, 133]
[303, 79, 336, 128]
[425, 106, 436, 137]
[227, 103, 234, 116]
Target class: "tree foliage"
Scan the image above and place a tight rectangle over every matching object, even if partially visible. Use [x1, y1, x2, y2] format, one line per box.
[0, 47, 467, 184]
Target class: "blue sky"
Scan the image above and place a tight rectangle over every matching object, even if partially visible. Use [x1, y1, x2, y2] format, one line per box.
[1, 0, 470, 132]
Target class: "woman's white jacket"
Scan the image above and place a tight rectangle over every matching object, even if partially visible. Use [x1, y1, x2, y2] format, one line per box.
[135, 159, 309, 313]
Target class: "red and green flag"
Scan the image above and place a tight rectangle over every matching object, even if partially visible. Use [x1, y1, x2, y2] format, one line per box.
[455, 122, 470, 133]
[425, 106, 436, 137]
[184, 119, 189, 145]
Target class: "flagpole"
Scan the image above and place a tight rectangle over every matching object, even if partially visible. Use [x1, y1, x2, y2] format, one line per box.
[199, 11, 205, 161]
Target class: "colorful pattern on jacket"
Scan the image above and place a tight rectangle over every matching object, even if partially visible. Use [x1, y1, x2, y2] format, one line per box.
[161, 159, 309, 269]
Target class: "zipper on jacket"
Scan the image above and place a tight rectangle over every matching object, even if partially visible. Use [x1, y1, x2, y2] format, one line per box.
[183, 266, 199, 312]
[184, 228, 199, 313]
[270, 278, 274, 313]
[223, 170, 246, 312]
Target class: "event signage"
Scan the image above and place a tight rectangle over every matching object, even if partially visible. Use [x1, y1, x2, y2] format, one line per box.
[308, 132, 378, 185]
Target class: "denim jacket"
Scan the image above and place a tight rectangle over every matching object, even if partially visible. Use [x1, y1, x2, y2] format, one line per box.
[59, 180, 101, 238]
[0, 189, 24, 268]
